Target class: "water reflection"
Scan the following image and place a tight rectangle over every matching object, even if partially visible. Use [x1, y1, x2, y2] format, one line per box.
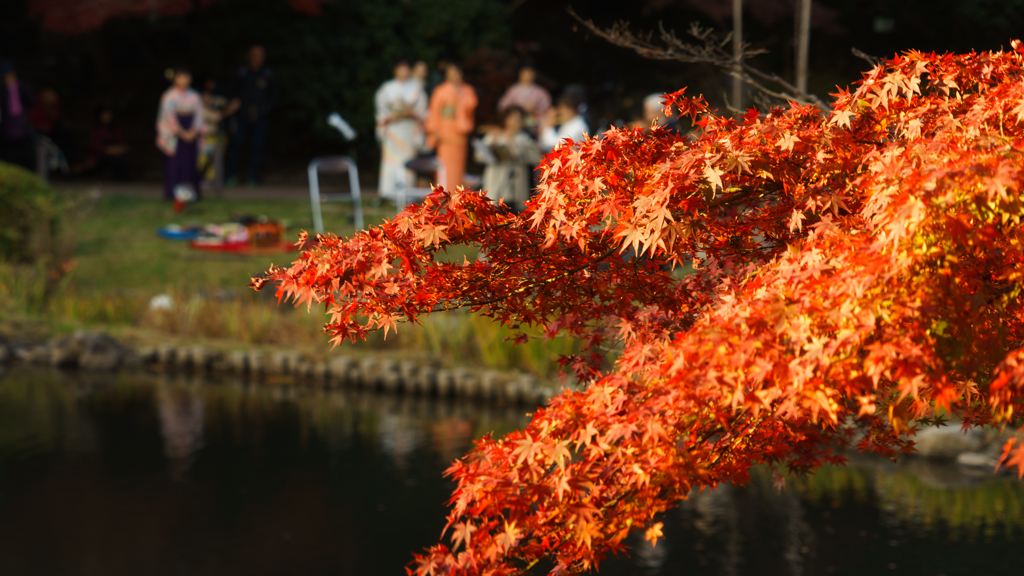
[0, 367, 1021, 576]
[156, 383, 205, 478]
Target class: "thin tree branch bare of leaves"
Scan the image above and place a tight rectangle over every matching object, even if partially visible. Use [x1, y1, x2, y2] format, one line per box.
[566, 6, 830, 111]
[851, 47, 882, 67]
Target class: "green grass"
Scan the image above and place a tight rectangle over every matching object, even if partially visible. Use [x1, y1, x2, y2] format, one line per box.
[70, 195, 385, 294]
[1, 194, 578, 378]
[69, 194, 478, 292]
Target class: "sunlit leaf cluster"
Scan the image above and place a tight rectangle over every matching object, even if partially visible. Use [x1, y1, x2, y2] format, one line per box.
[258, 45, 1024, 575]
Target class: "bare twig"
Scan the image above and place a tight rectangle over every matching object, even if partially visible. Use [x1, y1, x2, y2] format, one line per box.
[721, 92, 744, 116]
[851, 47, 882, 67]
[566, 6, 829, 112]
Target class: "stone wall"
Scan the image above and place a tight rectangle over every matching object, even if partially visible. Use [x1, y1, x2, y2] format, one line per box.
[0, 330, 557, 406]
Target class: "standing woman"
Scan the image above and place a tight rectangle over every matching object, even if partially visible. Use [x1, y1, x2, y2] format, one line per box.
[0, 60, 36, 171]
[375, 60, 428, 201]
[156, 67, 204, 201]
[425, 63, 477, 191]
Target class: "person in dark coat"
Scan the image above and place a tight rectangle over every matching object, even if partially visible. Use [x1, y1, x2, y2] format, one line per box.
[0, 60, 36, 171]
[224, 43, 279, 186]
[30, 88, 80, 165]
[89, 104, 131, 181]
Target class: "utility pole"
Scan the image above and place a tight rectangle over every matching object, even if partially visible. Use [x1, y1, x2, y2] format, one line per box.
[732, 0, 743, 109]
[795, 0, 811, 94]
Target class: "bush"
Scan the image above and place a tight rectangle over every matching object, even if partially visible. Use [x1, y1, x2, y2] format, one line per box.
[0, 162, 85, 314]
[0, 162, 63, 264]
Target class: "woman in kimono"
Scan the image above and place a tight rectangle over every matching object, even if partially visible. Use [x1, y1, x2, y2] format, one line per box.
[497, 66, 551, 134]
[156, 67, 204, 201]
[425, 63, 477, 191]
[375, 60, 428, 200]
[476, 106, 540, 213]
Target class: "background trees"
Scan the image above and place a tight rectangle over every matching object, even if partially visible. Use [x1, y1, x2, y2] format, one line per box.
[5, 1, 1024, 176]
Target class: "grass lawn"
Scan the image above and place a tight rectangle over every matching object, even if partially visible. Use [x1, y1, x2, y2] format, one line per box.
[70, 193, 478, 294]
[0, 189, 577, 377]
[3, 192, 571, 376]
[71, 194, 384, 294]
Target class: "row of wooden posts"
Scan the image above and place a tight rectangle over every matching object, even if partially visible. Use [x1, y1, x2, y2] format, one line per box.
[138, 344, 556, 406]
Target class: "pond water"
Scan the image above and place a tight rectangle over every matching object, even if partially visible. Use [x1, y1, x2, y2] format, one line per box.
[0, 367, 1021, 576]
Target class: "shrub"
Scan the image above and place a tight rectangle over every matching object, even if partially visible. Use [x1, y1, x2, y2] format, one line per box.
[0, 162, 66, 264]
[0, 162, 84, 311]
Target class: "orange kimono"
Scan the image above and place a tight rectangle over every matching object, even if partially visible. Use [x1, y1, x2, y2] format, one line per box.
[425, 81, 477, 191]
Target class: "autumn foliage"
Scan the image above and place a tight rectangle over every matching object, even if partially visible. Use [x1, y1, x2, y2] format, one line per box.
[256, 46, 1024, 574]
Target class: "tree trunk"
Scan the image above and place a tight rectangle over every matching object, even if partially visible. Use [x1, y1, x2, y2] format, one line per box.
[732, 0, 743, 110]
[795, 0, 811, 94]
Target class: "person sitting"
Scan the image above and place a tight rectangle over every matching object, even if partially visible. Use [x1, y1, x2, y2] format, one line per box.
[89, 104, 131, 180]
[476, 106, 541, 213]
[539, 91, 589, 152]
[30, 87, 81, 170]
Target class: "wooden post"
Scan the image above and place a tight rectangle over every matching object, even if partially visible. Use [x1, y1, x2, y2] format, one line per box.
[795, 0, 811, 94]
[732, 0, 743, 110]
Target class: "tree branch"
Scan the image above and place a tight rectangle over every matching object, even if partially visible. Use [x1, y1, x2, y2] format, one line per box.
[566, 6, 829, 112]
[851, 47, 882, 67]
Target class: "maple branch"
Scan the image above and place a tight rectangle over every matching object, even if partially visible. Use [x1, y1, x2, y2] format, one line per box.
[567, 6, 829, 111]
[269, 48, 1024, 574]
[707, 186, 763, 209]
[465, 246, 619, 308]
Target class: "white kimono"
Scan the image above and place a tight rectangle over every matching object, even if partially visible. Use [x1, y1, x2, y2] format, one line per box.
[540, 114, 589, 151]
[375, 78, 428, 199]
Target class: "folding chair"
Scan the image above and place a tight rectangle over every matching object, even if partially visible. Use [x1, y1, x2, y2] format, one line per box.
[35, 135, 68, 183]
[308, 155, 364, 235]
[397, 156, 447, 212]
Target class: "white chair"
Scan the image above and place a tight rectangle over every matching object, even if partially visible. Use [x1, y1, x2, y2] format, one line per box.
[308, 156, 364, 235]
[397, 156, 447, 212]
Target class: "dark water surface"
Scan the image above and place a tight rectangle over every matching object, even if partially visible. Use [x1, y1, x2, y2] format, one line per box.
[0, 367, 1021, 576]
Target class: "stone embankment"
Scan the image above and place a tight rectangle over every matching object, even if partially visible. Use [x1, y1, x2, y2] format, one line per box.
[909, 423, 1023, 476]
[0, 330, 556, 406]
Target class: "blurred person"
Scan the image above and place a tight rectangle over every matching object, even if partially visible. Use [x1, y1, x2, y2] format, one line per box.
[539, 91, 588, 152]
[427, 52, 454, 94]
[89, 104, 130, 180]
[426, 63, 477, 191]
[475, 106, 540, 213]
[497, 65, 551, 132]
[199, 78, 229, 187]
[156, 67, 204, 201]
[224, 43, 279, 186]
[412, 60, 429, 89]
[375, 59, 428, 200]
[641, 92, 678, 133]
[30, 87, 80, 167]
[0, 60, 36, 171]
[411, 60, 429, 153]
